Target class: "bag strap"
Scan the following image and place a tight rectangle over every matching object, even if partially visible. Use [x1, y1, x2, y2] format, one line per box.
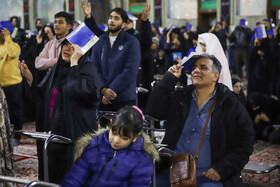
[194, 99, 216, 159]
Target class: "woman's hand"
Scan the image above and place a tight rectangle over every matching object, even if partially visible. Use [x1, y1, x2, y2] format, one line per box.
[70, 44, 83, 67]
[18, 60, 33, 87]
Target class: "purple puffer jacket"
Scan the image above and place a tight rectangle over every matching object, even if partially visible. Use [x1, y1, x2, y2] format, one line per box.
[61, 130, 159, 187]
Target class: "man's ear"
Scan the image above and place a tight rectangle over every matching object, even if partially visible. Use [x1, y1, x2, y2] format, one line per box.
[214, 72, 220, 82]
[132, 133, 141, 142]
[67, 24, 72, 30]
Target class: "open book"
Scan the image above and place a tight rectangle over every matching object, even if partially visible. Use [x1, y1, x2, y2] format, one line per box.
[66, 22, 99, 54]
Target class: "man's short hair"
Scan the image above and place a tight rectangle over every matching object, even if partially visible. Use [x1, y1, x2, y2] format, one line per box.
[109, 8, 128, 24]
[55, 11, 73, 25]
[195, 53, 222, 74]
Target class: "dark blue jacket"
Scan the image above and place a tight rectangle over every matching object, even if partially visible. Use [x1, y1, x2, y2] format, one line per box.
[89, 30, 141, 103]
[61, 130, 159, 187]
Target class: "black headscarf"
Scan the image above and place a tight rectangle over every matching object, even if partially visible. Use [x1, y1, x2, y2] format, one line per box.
[52, 40, 71, 90]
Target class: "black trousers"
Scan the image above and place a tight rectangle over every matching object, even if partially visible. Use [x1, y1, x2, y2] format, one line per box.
[3, 83, 23, 139]
[99, 100, 135, 112]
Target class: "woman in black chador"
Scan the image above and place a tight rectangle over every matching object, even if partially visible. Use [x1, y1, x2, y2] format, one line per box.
[38, 40, 100, 183]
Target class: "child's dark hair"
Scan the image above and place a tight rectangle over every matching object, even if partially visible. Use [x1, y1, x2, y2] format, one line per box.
[55, 11, 73, 25]
[109, 105, 144, 139]
[109, 8, 128, 24]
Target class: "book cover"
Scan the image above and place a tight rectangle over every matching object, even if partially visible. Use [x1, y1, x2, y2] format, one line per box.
[66, 22, 99, 54]
[181, 49, 202, 71]
[0, 21, 15, 34]
[255, 24, 267, 40]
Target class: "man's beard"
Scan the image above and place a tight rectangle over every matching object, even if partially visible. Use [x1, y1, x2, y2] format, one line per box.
[108, 24, 122, 34]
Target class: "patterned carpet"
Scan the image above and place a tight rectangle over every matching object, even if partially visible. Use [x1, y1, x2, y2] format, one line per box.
[13, 122, 38, 185]
[13, 123, 280, 186]
[242, 141, 280, 187]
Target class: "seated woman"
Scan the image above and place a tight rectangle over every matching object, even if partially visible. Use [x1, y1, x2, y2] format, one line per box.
[61, 105, 159, 187]
[19, 40, 100, 183]
[232, 78, 247, 106]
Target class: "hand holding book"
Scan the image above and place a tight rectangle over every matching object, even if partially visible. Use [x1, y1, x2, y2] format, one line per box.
[70, 44, 83, 67]
[66, 22, 99, 55]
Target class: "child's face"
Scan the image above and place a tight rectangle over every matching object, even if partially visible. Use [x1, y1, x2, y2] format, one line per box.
[109, 129, 137, 150]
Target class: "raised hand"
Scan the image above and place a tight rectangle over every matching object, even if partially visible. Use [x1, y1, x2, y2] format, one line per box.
[168, 57, 183, 78]
[18, 60, 33, 87]
[82, 0, 92, 19]
[2, 28, 10, 36]
[141, 2, 151, 21]
[70, 44, 83, 66]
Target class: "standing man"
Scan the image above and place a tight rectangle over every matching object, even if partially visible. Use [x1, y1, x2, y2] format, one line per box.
[146, 53, 254, 186]
[35, 11, 73, 70]
[229, 19, 253, 79]
[89, 8, 141, 111]
[0, 28, 22, 146]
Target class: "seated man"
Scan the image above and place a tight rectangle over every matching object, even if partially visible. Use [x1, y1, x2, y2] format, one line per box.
[146, 53, 255, 187]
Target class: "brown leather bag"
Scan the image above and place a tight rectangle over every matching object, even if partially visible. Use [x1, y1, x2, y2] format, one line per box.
[170, 100, 216, 187]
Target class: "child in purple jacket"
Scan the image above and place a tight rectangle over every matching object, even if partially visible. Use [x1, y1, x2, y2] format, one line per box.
[61, 105, 159, 187]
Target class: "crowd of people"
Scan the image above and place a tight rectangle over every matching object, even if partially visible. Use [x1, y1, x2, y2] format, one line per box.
[0, 0, 280, 186]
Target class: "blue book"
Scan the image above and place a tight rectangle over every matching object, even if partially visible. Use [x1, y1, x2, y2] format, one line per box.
[0, 21, 15, 34]
[255, 24, 267, 40]
[240, 19, 248, 27]
[66, 22, 99, 54]
[168, 24, 175, 31]
[172, 52, 182, 61]
[181, 49, 202, 72]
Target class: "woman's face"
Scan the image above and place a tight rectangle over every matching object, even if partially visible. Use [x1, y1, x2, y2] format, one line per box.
[233, 82, 242, 94]
[61, 42, 74, 62]
[199, 42, 207, 52]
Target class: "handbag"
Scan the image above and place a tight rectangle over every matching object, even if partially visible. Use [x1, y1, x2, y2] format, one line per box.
[170, 100, 216, 187]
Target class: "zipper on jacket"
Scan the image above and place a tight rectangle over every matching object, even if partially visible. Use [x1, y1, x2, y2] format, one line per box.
[106, 159, 118, 181]
[92, 151, 117, 186]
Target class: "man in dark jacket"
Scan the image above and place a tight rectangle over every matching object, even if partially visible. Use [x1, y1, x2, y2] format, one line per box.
[82, 0, 152, 109]
[146, 53, 254, 187]
[229, 19, 253, 79]
[89, 7, 141, 111]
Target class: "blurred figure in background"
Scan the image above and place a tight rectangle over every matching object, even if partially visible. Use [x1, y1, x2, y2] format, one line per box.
[232, 78, 247, 106]
[10, 16, 26, 51]
[229, 19, 253, 79]
[0, 28, 22, 146]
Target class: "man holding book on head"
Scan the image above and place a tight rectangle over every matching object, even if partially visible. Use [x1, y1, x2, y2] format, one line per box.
[146, 53, 254, 187]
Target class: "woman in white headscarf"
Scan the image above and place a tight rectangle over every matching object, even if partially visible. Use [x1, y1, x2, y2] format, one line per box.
[196, 33, 232, 90]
